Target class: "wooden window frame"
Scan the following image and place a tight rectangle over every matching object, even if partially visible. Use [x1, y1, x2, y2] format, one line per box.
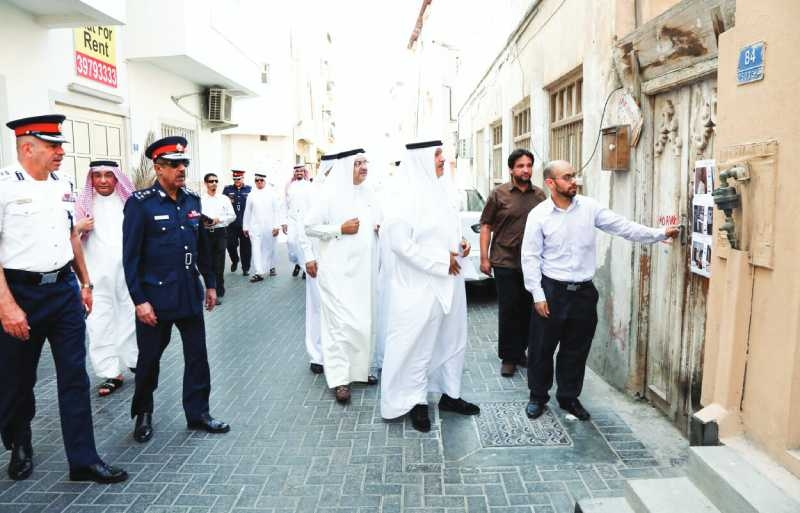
[547, 67, 583, 170]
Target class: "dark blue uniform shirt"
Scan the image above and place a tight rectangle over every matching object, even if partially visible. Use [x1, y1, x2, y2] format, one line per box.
[222, 184, 251, 225]
[122, 181, 215, 320]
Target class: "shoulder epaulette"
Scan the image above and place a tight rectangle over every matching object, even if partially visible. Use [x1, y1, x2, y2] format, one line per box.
[132, 187, 157, 201]
[183, 187, 200, 199]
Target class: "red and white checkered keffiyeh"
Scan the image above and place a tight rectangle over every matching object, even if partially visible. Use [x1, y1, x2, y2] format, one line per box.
[75, 163, 135, 237]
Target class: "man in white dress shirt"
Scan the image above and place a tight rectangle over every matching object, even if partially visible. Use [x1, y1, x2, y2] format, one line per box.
[75, 161, 138, 397]
[201, 173, 236, 303]
[243, 172, 282, 283]
[0, 115, 127, 483]
[521, 160, 679, 420]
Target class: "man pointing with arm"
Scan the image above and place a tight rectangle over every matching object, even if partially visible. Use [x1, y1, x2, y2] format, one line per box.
[521, 160, 679, 421]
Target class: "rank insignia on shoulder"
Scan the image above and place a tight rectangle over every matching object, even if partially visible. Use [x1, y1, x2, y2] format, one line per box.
[133, 188, 155, 201]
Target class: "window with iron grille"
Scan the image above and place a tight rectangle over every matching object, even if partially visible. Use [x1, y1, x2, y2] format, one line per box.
[513, 101, 531, 151]
[491, 121, 503, 184]
[548, 69, 583, 169]
[161, 123, 200, 187]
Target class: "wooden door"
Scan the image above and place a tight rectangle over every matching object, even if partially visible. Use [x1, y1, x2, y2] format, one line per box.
[55, 104, 126, 187]
[643, 78, 716, 430]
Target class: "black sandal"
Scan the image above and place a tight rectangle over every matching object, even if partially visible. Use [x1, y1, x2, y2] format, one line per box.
[98, 378, 123, 397]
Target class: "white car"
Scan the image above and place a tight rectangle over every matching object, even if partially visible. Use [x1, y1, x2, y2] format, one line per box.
[457, 188, 492, 283]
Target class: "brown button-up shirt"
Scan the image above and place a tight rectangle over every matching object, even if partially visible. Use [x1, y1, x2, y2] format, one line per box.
[480, 181, 547, 269]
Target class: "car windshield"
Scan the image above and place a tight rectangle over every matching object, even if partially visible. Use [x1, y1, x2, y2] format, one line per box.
[460, 189, 485, 212]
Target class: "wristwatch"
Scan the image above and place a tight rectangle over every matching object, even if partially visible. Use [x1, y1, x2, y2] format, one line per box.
[81, 282, 94, 290]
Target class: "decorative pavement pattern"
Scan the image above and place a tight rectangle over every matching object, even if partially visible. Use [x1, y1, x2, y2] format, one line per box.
[0, 247, 689, 513]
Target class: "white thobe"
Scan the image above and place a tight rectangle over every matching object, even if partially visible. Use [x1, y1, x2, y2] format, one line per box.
[243, 187, 281, 276]
[305, 186, 379, 388]
[286, 180, 313, 266]
[83, 193, 138, 378]
[380, 196, 468, 419]
[299, 183, 323, 365]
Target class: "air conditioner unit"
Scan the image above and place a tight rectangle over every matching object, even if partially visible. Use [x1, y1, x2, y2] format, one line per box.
[207, 88, 233, 123]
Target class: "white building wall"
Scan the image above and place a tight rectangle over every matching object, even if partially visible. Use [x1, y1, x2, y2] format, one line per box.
[222, 134, 293, 188]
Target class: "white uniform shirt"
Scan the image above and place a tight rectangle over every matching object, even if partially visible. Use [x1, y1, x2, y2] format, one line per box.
[0, 163, 75, 272]
[521, 195, 667, 302]
[201, 192, 236, 228]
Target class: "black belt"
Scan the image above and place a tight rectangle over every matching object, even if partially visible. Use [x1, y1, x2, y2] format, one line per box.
[206, 226, 227, 233]
[542, 275, 593, 291]
[5, 264, 73, 286]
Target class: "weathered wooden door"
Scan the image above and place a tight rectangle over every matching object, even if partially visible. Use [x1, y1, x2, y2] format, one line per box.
[643, 78, 716, 430]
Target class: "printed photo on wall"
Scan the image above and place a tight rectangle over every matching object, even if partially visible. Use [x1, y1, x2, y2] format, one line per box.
[705, 206, 713, 235]
[693, 205, 705, 234]
[691, 236, 712, 278]
[694, 166, 709, 195]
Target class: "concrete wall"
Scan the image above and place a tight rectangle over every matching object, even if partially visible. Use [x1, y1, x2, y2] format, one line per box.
[222, 134, 293, 188]
[700, 0, 800, 477]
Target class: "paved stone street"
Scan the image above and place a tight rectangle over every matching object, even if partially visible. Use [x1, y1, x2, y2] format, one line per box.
[0, 246, 689, 513]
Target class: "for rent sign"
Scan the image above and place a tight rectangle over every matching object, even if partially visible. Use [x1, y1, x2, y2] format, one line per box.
[73, 26, 117, 88]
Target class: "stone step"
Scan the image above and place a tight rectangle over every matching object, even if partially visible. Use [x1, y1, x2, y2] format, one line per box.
[687, 445, 800, 513]
[624, 477, 721, 513]
[574, 497, 635, 513]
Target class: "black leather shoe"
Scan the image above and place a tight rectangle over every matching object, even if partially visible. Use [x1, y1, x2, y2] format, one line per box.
[269, 268, 277, 277]
[69, 461, 128, 483]
[292, 264, 301, 277]
[409, 404, 431, 433]
[559, 399, 590, 420]
[525, 401, 547, 419]
[133, 413, 153, 443]
[230, 261, 238, 272]
[366, 375, 379, 386]
[242, 270, 250, 277]
[309, 363, 324, 374]
[7, 440, 33, 481]
[187, 413, 230, 433]
[439, 394, 480, 415]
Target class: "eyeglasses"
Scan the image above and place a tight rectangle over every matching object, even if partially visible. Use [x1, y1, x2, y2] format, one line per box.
[255, 178, 265, 182]
[157, 159, 190, 168]
[205, 179, 218, 184]
[555, 173, 577, 182]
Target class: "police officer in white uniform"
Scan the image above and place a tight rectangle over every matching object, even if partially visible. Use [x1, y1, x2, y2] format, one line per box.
[0, 115, 128, 483]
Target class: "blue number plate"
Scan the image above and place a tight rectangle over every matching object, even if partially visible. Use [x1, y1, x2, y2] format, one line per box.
[737, 42, 765, 85]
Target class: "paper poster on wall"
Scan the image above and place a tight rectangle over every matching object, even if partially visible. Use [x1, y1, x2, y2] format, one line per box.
[691, 159, 715, 278]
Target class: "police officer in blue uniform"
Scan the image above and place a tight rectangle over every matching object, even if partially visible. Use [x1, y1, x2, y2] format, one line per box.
[0, 115, 128, 483]
[223, 170, 252, 275]
[123, 136, 230, 442]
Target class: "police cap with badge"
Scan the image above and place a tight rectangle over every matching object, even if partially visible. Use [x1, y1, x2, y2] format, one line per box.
[146, 136, 190, 164]
[6, 114, 69, 143]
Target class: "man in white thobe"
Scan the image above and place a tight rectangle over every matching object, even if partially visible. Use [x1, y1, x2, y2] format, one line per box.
[75, 161, 138, 397]
[243, 172, 281, 283]
[304, 149, 380, 403]
[380, 140, 480, 432]
[286, 164, 312, 279]
[300, 154, 338, 375]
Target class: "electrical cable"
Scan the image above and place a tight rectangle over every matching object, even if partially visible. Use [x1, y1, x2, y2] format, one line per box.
[578, 86, 623, 173]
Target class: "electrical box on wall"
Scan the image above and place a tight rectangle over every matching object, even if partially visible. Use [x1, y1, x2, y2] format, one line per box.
[601, 125, 630, 171]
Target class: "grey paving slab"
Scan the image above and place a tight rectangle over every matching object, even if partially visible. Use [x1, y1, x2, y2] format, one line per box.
[0, 245, 689, 512]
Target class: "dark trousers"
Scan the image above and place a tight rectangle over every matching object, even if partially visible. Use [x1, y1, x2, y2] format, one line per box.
[207, 228, 227, 297]
[528, 276, 598, 403]
[226, 223, 251, 272]
[0, 274, 100, 469]
[494, 266, 532, 363]
[131, 314, 211, 423]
